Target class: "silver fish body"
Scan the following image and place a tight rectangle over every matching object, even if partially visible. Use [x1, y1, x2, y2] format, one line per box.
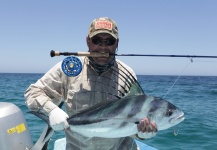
[67, 95, 185, 138]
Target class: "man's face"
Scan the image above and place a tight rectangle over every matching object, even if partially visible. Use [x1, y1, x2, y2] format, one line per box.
[87, 33, 118, 65]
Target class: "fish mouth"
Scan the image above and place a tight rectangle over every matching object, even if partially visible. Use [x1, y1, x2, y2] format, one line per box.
[169, 112, 185, 124]
[176, 113, 185, 120]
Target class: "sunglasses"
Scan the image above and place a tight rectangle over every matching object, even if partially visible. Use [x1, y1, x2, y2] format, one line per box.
[91, 37, 116, 46]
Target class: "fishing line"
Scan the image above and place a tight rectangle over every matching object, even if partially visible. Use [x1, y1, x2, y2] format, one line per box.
[161, 59, 192, 141]
[173, 122, 184, 136]
[173, 122, 197, 145]
[173, 128, 179, 136]
[163, 57, 217, 98]
[192, 59, 217, 63]
[163, 58, 193, 99]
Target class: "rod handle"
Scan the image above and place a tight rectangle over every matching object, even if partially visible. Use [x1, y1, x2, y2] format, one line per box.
[77, 52, 109, 57]
[50, 50, 109, 57]
[50, 50, 60, 57]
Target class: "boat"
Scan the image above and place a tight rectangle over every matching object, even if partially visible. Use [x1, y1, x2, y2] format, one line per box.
[53, 137, 157, 150]
[0, 102, 157, 150]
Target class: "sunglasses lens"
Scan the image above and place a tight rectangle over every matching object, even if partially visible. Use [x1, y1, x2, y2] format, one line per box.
[91, 38, 102, 45]
[91, 37, 116, 46]
[106, 38, 116, 46]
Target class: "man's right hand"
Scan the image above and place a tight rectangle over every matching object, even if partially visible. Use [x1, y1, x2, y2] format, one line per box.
[49, 107, 69, 131]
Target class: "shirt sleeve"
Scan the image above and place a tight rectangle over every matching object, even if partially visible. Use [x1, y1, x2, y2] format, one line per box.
[24, 62, 65, 116]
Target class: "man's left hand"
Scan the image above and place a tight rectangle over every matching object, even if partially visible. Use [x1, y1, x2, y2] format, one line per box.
[136, 118, 158, 139]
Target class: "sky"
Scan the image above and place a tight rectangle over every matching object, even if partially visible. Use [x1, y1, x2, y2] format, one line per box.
[0, 0, 217, 76]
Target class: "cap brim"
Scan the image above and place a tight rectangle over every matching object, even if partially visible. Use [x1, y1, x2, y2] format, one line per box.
[89, 30, 118, 39]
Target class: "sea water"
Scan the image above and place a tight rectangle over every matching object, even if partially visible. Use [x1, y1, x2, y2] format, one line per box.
[0, 73, 217, 150]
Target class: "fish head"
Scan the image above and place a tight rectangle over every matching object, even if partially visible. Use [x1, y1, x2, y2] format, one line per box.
[147, 97, 185, 131]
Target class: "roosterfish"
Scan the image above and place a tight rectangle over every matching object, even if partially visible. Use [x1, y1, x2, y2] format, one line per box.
[31, 94, 184, 138]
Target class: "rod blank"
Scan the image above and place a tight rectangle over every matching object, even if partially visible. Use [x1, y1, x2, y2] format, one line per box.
[50, 50, 217, 58]
[112, 54, 217, 58]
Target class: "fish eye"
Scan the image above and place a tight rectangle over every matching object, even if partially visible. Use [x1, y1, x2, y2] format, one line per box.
[166, 109, 173, 116]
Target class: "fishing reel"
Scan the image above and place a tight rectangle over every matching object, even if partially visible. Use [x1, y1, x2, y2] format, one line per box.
[61, 56, 82, 77]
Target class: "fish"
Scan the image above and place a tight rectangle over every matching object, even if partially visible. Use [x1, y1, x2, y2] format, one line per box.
[67, 94, 184, 138]
[31, 94, 184, 139]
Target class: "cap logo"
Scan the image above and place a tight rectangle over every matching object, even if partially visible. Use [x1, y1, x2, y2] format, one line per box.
[95, 21, 112, 30]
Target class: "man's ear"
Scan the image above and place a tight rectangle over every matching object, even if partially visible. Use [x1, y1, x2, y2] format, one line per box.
[116, 38, 119, 48]
[86, 36, 90, 47]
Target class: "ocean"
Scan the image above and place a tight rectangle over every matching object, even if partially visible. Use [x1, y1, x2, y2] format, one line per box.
[0, 73, 217, 150]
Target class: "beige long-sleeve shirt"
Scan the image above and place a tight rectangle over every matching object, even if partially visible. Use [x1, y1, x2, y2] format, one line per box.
[25, 57, 141, 150]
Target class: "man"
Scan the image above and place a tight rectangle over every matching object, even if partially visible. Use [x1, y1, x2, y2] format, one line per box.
[25, 17, 157, 150]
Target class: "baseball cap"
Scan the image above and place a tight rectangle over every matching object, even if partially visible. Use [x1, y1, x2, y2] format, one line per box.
[88, 17, 118, 39]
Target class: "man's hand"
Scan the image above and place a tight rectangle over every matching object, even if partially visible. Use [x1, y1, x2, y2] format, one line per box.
[136, 118, 158, 139]
[49, 107, 69, 131]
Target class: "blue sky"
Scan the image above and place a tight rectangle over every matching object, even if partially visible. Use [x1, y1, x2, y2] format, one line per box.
[1, 0, 217, 76]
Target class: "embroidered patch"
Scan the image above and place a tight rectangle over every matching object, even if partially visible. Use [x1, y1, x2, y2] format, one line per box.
[95, 21, 112, 30]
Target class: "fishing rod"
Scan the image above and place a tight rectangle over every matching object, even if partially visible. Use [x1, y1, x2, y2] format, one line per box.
[50, 50, 217, 58]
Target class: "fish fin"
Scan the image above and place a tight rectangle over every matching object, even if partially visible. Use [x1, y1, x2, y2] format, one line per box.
[115, 61, 145, 96]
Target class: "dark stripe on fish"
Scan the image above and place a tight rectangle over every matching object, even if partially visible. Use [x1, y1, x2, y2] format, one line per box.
[104, 97, 131, 117]
[127, 95, 148, 118]
[119, 122, 128, 128]
[68, 118, 107, 125]
[149, 97, 166, 113]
